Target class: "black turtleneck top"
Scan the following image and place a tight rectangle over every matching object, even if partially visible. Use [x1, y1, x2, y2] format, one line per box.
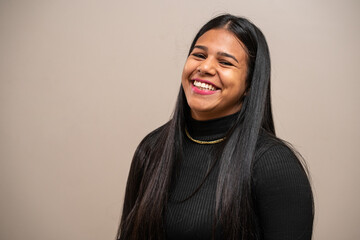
[165, 113, 313, 239]
[123, 113, 313, 240]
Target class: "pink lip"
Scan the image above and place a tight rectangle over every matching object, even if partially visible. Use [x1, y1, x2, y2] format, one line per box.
[191, 78, 220, 95]
[191, 85, 218, 95]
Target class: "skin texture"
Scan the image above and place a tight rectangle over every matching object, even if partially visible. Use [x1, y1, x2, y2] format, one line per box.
[181, 28, 249, 121]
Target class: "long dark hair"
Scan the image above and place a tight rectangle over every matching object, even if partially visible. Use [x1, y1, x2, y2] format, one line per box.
[118, 14, 279, 240]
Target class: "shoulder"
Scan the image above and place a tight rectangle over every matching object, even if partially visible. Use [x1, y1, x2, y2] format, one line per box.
[252, 129, 311, 192]
[132, 121, 170, 163]
[252, 130, 314, 238]
[138, 122, 170, 146]
[127, 121, 171, 179]
[254, 129, 301, 168]
[254, 129, 292, 160]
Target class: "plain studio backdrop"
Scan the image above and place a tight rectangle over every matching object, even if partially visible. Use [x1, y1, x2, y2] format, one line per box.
[0, 0, 359, 239]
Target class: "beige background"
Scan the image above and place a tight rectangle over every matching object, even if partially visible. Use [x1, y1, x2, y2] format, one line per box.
[1, 0, 359, 239]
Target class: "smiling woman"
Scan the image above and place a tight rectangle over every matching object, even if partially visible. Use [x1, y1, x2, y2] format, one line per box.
[182, 28, 248, 121]
[117, 14, 314, 240]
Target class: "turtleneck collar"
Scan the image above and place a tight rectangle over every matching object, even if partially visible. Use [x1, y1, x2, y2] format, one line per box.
[186, 112, 239, 141]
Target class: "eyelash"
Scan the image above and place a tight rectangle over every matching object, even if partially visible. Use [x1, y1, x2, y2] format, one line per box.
[191, 53, 234, 67]
[219, 61, 233, 66]
[192, 53, 206, 59]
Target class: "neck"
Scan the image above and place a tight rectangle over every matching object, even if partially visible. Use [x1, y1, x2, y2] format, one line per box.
[190, 105, 242, 121]
[186, 111, 240, 141]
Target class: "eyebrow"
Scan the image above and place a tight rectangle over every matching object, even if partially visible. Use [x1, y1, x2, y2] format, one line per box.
[193, 45, 239, 63]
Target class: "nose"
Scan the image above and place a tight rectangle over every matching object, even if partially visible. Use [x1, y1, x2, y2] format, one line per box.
[197, 57, 216, 75]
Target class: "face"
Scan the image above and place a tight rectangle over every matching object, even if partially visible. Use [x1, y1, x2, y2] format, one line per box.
[181, 28, 249, 121]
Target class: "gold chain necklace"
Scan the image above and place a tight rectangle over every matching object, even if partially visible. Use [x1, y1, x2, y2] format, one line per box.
[184, 128, 226, 144]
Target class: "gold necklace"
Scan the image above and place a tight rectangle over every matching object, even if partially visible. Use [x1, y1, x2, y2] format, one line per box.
[184, 128, 226, 144]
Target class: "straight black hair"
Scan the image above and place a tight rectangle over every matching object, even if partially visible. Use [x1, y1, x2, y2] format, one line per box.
[117, 14, 304, 240]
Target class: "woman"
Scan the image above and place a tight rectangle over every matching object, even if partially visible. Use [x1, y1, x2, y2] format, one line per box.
[118, 14, 314, 240]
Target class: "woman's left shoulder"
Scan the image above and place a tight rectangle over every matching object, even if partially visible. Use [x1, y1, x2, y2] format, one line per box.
[253, 129, 309, 184]
[252, 130, 314, 238]
[255, 129, 300, 165]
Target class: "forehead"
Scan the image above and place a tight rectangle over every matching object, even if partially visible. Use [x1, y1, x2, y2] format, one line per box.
[195, 28, 246, 56]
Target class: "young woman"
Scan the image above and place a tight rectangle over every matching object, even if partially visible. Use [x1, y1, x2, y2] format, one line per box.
[117, 14, 314, 240]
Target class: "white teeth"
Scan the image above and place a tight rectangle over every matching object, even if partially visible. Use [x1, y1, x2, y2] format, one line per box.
[193, 80, 216, 91]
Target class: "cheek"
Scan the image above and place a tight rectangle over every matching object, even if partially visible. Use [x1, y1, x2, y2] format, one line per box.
[181, 64, 195, 93]
[181, 65, 191, 91]
[182, 58, 198, 78]
[181, 67, 188, 82]
[182, 62, 192, 79]
[222, 71, 247, 93]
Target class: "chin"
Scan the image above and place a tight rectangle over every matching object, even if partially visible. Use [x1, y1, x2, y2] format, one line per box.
[188, 102, 216, 114]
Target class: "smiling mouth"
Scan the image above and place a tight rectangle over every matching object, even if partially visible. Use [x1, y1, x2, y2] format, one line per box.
[192, 80, 218, 91]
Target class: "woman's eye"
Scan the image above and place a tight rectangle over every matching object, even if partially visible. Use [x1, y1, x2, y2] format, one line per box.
[220, 61, 233, 66]
[192, 53, 206, 59]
